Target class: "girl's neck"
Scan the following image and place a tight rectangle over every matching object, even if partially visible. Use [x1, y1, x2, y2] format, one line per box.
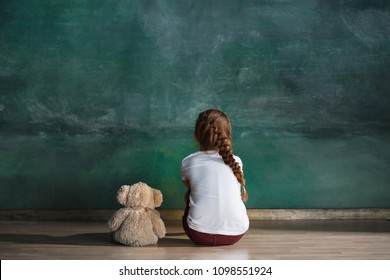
[201, 149, 218, 153]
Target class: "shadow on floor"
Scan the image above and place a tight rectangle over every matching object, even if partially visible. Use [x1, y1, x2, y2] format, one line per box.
[0, 232, 194, 247]
[249, 219, 390, 233]
[0, 232, 113, 246]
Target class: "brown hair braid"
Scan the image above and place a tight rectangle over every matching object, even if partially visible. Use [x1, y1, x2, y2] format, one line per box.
[195, 109, 248, 202]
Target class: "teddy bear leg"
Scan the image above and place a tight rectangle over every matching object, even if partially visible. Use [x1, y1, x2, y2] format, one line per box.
[130, 240, 141, 247]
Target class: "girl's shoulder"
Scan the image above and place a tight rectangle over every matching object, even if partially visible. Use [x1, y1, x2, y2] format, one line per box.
[233, 154, 242, 163]
[181, 151, 202, 167]
[182, 151, 203, 161]
[181, 150, 218, 164]
[183, 151, 242, 163]
[233, 154, 243, 168]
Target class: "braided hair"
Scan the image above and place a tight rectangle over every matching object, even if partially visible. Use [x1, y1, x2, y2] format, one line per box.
[194, 109, 248, 202]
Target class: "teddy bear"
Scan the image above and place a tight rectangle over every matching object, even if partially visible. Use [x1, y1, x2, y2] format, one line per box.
[107, 182, 166, 246]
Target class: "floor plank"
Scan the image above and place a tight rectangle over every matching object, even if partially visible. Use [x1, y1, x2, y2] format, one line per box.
[1, 220, 389, 259]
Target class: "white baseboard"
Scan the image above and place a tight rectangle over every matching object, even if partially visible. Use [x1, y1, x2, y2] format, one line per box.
[0, 209, 389, 221]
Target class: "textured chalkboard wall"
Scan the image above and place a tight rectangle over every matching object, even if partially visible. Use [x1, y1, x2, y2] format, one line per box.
[1, 0, 390, 209]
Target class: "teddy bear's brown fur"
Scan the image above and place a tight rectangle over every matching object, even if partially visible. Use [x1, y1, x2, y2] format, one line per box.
[107, 182, 166, 246]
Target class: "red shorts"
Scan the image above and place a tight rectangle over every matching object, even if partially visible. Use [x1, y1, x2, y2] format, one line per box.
[182, 203, 244, 246]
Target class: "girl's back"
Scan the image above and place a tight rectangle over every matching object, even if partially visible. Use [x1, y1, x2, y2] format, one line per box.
[181, 150, 249, 235]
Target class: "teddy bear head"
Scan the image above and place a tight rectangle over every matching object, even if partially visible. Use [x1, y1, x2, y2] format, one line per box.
[116, 182, 163, 209]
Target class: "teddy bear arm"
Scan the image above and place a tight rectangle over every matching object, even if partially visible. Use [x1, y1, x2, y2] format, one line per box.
[107, 208, 132, 232]
[150, 210, 166, 238]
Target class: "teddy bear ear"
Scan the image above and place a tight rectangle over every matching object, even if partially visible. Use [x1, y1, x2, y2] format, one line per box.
[153, 189, 163, 207]
[116, 185, 130, 206]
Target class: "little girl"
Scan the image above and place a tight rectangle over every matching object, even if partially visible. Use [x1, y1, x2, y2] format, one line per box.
[181, 109, 249, 246]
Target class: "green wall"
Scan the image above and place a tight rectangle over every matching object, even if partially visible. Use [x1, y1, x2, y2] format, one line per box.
[1, 0, 390, 209]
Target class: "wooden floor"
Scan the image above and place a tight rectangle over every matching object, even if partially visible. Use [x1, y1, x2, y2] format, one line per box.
[1, 219, 390, 260]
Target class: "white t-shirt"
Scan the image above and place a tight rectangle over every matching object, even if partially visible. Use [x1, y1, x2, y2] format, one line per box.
[180, 150, 249, 235]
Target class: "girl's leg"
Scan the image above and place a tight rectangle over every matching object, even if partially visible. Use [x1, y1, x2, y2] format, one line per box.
[184, 221, 244, 246]
[182, 196, 245, 246]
